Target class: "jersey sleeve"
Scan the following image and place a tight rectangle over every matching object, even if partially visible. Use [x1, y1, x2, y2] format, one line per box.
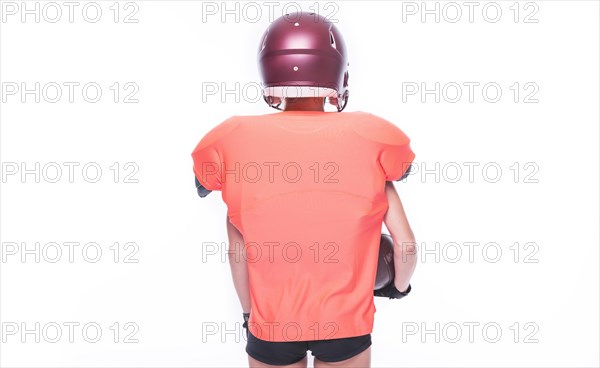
[397, 163, 413, 182]
[191, 117, 240, 192]
[359, 113, 415, 182]
[380, 136, 415, 181]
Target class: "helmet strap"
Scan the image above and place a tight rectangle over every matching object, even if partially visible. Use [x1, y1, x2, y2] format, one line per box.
[336, 93, 349, 112]
[264, 95, 283, 111]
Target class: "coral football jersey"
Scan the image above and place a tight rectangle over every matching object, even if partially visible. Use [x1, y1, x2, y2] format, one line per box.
[191, 110, 415, 342]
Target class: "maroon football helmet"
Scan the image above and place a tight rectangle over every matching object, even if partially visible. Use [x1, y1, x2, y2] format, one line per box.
[257, 11, 350, 112]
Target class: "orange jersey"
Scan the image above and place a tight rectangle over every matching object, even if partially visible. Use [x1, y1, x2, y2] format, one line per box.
[191, 111, 415, 342]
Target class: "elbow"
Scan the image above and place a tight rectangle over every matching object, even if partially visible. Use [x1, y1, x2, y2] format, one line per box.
[393, 233, 417, 256]
[403, 241, 417, 256]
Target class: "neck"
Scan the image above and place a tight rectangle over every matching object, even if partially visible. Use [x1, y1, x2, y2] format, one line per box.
[283, 97, 325, 112]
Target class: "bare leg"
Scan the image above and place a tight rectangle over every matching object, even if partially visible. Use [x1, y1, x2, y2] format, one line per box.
[314, 346, 371, 368]
[248, 354, 308, 368]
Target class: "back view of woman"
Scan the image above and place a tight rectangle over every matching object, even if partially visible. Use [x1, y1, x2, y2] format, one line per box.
[192, 11, 417, 368]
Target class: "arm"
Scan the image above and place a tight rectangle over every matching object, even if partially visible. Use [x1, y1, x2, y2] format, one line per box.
[383, 181, 417, 293]
[226, 214, 251, 313]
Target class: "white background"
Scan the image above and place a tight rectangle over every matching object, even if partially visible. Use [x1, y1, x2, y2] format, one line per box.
[1, 1, 599, 367]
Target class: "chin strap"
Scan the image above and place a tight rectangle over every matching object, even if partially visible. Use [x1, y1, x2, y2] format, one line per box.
[264, 93, 348, 112]
[336, 93, 349, 112]
[264, 95, 283, 111]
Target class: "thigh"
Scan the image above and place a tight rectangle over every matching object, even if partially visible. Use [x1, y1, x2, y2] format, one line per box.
[248, 355, 308, 368]
[246, 331, 308, 367]
[309, 334, 372, 365]
[314, 346, 371, 368]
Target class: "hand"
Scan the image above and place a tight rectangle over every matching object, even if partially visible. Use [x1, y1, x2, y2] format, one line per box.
[374, 282, 412, 300]
[394, 281, 410, 293]
[242, 313, 250, 329]
[242, 313, 250, 337]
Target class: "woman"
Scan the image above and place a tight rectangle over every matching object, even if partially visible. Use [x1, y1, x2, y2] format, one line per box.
[192, 11, 417, 368]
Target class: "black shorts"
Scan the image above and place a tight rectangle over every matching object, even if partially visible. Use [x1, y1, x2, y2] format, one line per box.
[246, 330, 372, 365]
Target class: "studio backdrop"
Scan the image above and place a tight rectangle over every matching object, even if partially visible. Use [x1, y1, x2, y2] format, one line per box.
[1, 1, 598, 367]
